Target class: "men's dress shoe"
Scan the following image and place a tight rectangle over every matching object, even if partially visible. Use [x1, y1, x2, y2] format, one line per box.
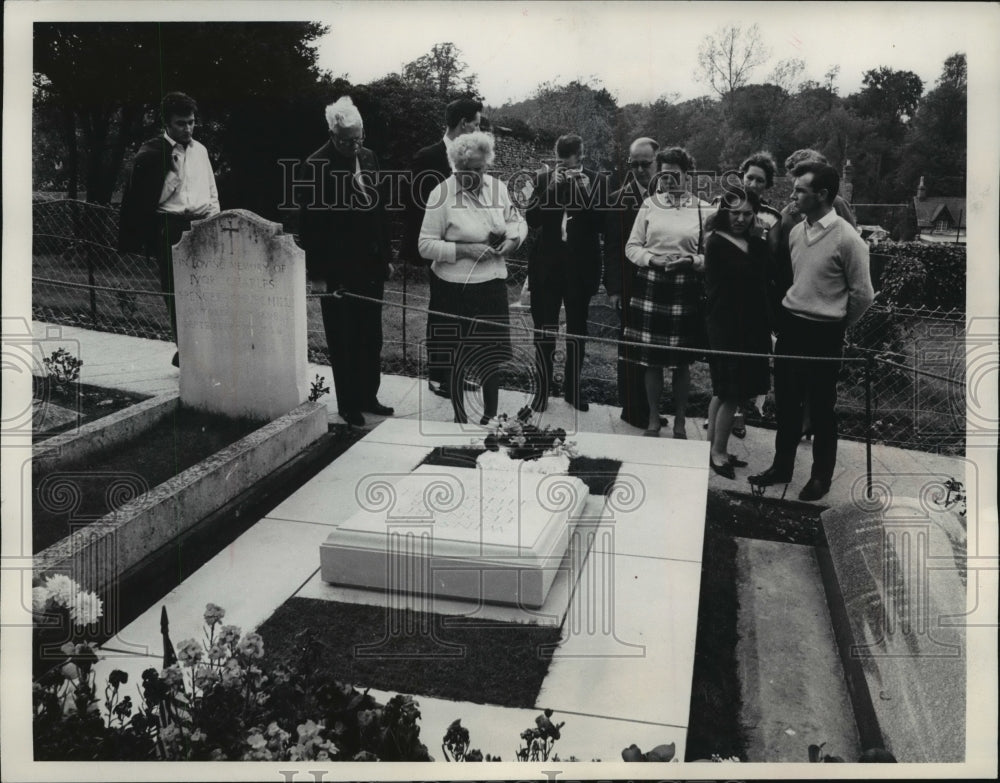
[171, 351, 180, 368]
[727, 455, 749, 468]
[566, 397, 589, 412]
[340, 410, 365, 426]
[710, 458, 736, 480]
[672, 429, 687, 440]
[428, 381, 452, 399]
[622, 413, 668, 428]
[362, 401, 394, 416]
[748, 466, 793, 486]
[642, 428, 660, 437]
[798, 478, 830, 502]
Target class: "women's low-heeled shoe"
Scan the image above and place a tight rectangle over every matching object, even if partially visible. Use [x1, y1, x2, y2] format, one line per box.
[710, 458, 736, 479]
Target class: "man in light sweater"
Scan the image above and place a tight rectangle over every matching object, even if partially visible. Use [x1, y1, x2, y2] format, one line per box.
[750, 161, 874, 501]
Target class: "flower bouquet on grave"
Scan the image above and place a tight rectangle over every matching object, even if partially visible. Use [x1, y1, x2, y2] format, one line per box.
[481, 406, 576, 461]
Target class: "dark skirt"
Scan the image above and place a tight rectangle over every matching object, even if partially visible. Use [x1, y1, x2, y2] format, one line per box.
[622, 266, 705, 368]
[428, 273, 513, 375]
[708, 353, 770, 399]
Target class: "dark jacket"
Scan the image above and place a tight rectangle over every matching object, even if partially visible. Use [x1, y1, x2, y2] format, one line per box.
[402, 139, 450, 264]
[297, 142, 391, 289]
[525, 166, 606, 296]
[704, 231, 774, 349]
[602, 178, 650, 300]
[118, 136, 173, 254]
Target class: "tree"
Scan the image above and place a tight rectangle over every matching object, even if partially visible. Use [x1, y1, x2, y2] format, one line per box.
[695, 24, 770, 101]
[852, 66, 924, 128]
[401, 42, 480, 99]
[494, 79, 621, 169]
[895, 53, 967, 197]
[33, 22, 332, 217]
[766, 58, 805, 93]
[848, 67, 925, 201]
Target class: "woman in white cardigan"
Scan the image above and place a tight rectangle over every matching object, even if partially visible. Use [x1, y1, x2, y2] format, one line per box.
[418, 132, 527, 424]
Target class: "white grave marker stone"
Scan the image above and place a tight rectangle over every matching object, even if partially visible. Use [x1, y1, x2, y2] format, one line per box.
[172, 210, 308, 420]
[321, 464, 589, 608]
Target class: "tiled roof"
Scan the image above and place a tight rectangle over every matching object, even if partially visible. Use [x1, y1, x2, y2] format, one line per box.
[913, 197, 967, 228]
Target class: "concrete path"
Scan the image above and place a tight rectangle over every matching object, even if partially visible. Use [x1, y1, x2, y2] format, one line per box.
[29, 320, 966, 509]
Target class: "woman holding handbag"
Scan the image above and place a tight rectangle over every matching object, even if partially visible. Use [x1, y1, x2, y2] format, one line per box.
[623, 147, 710, 438]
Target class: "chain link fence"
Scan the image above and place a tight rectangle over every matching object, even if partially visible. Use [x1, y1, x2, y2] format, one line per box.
[32, 199, 965, 455]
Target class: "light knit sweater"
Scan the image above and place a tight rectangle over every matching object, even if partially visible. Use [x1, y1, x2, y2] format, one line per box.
[783, 213, 874, 327]
[418, 174, 527, 284]
[625, 193, 709, 268]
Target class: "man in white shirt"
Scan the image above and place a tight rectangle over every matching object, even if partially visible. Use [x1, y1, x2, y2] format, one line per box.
[119, 92, 220, 367]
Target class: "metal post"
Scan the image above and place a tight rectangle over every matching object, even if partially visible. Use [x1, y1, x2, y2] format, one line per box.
[865, 356, 874, 500]
[401, 261, 408, 366]
[87, 250, 98, 324]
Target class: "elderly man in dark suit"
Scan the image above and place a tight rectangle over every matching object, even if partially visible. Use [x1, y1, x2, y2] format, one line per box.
[526, 134, 605, 412]
[603, 136, 665, 429]
[298, 96, 393, 427]
[118, 92, 219, 367]
[404, 97, 483, 400]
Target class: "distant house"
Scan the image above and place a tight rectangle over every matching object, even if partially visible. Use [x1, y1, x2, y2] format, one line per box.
[912, 176, 966, 242]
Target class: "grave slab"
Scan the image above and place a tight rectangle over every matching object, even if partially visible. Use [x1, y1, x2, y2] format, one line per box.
[819, 497, 966, 762]
[736, 538, 860, 762]
[320, 464, 589, 608]
[172, 209, 308, 421]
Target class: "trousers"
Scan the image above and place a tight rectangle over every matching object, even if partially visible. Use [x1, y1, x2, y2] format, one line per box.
[319, 276, 384, 415]
[772, 310, 846, 484]
[530, 274, 591, 405]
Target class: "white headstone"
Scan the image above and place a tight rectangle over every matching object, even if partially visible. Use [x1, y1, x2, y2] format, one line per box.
[172, 210, 308, 420]
[320, 464, 589, 608]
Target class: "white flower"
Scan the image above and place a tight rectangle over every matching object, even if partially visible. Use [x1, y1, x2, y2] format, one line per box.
[68, 590, 103, 626]
[32, 587, 50, 614]
[44, 574, 77, 608]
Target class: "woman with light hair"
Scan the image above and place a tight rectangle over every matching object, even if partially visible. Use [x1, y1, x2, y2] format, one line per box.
[418, 131, 528, 424]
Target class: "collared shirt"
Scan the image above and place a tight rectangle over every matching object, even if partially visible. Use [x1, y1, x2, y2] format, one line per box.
[418, 174, 527, 284]
[802, 208, 838, 243]
[157, 133, 221, 217]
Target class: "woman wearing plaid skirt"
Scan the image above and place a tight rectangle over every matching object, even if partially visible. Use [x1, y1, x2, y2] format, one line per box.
[623, 147, 709, 437]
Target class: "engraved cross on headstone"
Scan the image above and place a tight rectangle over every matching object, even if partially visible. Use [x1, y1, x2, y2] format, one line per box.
[220, 221, 240, 255]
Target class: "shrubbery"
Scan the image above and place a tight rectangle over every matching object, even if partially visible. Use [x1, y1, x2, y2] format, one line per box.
[876, 241, 965, 310]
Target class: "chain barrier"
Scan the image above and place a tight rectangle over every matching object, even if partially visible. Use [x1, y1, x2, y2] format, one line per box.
[32, 198, 966, 454]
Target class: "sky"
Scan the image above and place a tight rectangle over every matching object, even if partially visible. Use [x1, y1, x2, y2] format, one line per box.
[315, 1, 983, 106]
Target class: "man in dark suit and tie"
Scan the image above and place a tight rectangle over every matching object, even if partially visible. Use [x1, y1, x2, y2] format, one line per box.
[298, 96, 394, 427]
[526, 134, 604, 412]
[603, 136, 665, 429]
[404, 97, 483, 399]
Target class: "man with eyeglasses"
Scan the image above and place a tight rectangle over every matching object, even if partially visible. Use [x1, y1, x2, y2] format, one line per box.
[602, 137, 666, 429]
[298, 96, 393, 427]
